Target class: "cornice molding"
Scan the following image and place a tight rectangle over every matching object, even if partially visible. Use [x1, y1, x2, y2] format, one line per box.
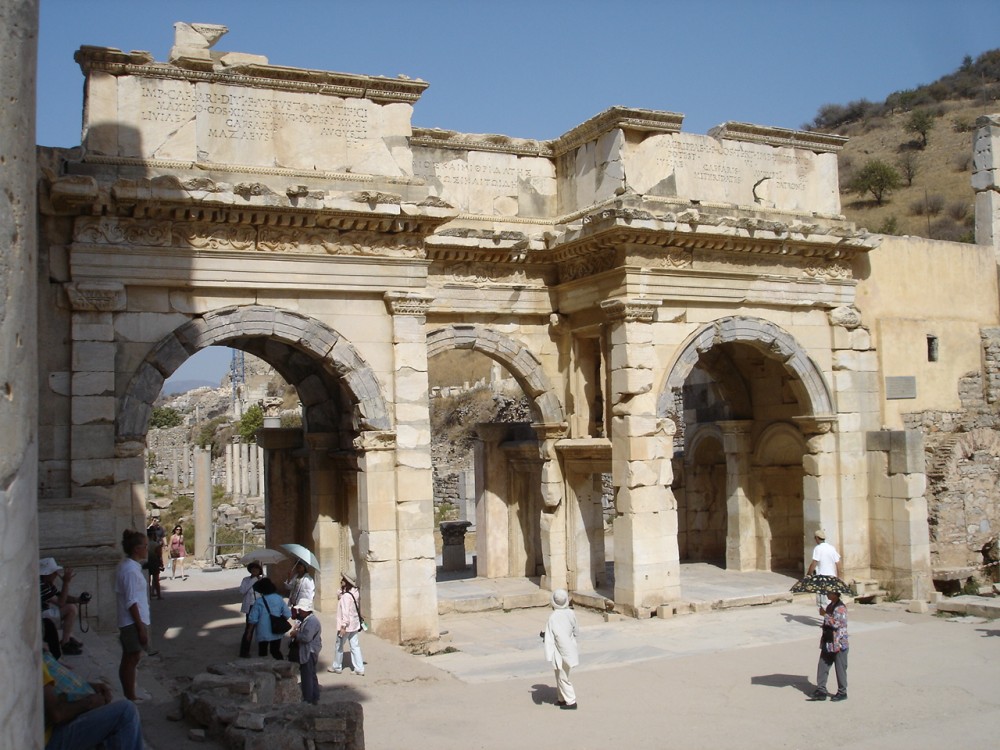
[709, 122, 847, 154]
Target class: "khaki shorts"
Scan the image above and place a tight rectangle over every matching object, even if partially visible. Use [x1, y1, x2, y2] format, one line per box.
[119, 623, 149, 654]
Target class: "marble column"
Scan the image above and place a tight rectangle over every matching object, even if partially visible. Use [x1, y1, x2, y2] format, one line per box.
[0, 2, 40, 746]
[602, 299, 678, 616]
[193, 447, 213, 561]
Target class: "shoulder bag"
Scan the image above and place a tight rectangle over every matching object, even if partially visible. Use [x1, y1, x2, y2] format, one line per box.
[263, 596, 291, 635]
[351, 591, 368, 632]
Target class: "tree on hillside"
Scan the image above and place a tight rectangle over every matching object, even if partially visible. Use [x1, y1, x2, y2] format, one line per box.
[150, 406, 183, 429]
[850, 160, 902, 206]
[897, 151, 919, 187]
[237, 404, 264, 444]
[905, 109, 935, 148]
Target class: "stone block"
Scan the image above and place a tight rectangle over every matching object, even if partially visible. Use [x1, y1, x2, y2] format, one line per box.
[906, 599, 929, 614]
[655, 604, 674, 619]
[72, 342, 116, 372]
[72, 396, 116, 425]
[889, 430, 924, 475]
[72, 371, 114, 396]
[610, 367, 653, 397]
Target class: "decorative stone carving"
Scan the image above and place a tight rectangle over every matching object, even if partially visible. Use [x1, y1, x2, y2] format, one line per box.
[353, 430, 396, 452]
[384, 292, 433, 316]
[600, 298, 659, 323]
[74, 218, 173, 247]
[64, 282, 126, 312]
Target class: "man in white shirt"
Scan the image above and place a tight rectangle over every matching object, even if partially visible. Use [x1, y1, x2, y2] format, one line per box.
[807, 529, 841, 607]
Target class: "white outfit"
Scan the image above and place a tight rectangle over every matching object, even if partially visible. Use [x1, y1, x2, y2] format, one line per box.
[286, 574, 315, 608]
[812, 541, 841, 576]
[239, 574, 260, 614]
[331, 589, 364, 675]
[115, 557, 150, 628]
[544, 606, 579, 705]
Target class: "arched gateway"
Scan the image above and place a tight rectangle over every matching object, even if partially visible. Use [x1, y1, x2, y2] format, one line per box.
[33, 22, 942, 646]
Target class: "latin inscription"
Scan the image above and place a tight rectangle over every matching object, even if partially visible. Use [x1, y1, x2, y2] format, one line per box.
[140, 85, 370, 143]
[413, 158, 536, 191]
[655, 138, 808, 192]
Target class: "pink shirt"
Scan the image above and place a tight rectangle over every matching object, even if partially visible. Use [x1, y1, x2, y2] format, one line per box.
[336, 589, 361, 632]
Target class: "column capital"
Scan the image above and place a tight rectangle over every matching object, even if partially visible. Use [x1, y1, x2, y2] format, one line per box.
[600, 298, 659, 323]
[531, 422, 569, 441]
[353, 430, 396, 452]
[384, 291, 433, 316]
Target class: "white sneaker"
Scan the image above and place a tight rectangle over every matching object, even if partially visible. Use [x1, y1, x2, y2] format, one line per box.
[327, 666, 342, 673]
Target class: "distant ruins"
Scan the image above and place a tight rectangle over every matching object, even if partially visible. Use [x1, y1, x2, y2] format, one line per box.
[21, 21, 1000, 649]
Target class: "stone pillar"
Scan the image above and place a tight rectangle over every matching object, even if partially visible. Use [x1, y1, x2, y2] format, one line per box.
[440, 521, 472, 571]
[474, 424, 512, 578]
[972, 114, 1000, 254]
[257, 444, 265, 499]
[194, 447, 213, 561]
[0, 1, 40, 745]
[718, 420, 755, 571]
[355, 430, 400, 641]
[248, 441, 259, 497]
[458, 470, 475, 525]
[241, 443, 251, 497]
[225, 442, 234, 494]
[384, 292, 438, 642]
[795, 416, 840, 569]
[306, 433, 338, 611]
[601, 299, 678, 616]
[182, 444, 191, 488]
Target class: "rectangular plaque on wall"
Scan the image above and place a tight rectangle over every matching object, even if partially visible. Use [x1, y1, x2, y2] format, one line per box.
[885, 376, 917, 400]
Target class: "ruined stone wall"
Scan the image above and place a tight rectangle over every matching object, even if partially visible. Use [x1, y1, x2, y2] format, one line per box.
[905, 328, 1000, 570]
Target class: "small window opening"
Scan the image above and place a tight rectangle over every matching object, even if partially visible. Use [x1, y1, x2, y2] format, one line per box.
[927, 335, 939, 362]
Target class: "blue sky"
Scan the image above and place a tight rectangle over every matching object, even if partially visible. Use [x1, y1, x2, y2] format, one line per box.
[36, 0, 1000, 386]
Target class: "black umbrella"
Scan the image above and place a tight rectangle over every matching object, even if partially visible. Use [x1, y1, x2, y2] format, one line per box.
[790, 574, 855, 596]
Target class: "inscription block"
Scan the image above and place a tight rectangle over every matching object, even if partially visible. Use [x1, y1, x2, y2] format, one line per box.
[885, 376, 917, 400]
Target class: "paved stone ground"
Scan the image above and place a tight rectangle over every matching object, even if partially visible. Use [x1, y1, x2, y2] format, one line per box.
[63, 567, 1000, 750]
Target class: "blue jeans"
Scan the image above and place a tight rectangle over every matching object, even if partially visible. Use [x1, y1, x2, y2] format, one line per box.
[47, 699, 142, 750]
[333, 630, 364, 673]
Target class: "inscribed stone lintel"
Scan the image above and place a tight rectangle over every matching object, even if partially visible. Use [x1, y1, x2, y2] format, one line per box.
[885, 376, 917, 400]
[64, 281, 126, 311]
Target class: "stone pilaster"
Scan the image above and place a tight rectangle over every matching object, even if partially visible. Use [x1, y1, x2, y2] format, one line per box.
[258, 427, 305, 585]
[0, 1, 40, 746]
[795, 415, 839, 566]
[384, 291, 437, 642]
[305, 433, 339, 611]
[193, 447, 212, 561]
[718, 420, 755, 571]
[473, 423, 512, 578]
[354, 429, 401, 641]
[535, 422, 569, 592]
[601, 299, 679, 615]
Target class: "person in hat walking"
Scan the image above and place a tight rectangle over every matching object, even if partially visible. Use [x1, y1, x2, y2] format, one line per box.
[238, 562, 263, 658]
[808, 589, 849, 702]
[327, 573, 365, 675]
[542, 589, 579, 710]
[806, 529, 841, 608]
[289, 599, 322, 704]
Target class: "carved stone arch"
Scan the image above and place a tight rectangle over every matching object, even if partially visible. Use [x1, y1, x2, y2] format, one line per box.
[426, 324, 566, 427]
[687, 423, 724, 459]
[658, 316, 834, 420]
[117, 305, 391, 442]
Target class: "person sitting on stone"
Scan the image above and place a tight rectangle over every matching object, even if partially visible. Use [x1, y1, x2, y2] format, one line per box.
[42, 648, 143, 749]
[39, 557, 84, 655]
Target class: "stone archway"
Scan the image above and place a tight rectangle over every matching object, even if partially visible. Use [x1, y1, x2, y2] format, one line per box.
[426, 325, 569, 588]
[118, 305, 391, 444]
[661, 316, 834, 573]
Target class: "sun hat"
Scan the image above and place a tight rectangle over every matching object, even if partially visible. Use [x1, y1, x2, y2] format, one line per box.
[551, 589, 570, 609]
[39, 558, 63, 576]
[296, 599, 314, 612]
[341, 572, 357, 587]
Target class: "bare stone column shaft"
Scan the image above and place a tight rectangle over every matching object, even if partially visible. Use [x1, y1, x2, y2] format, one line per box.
[384, 292, 438, 642]
[194, 447, 213, 561]
[719, 420, 755, 571]
[0, 1, 41, 746]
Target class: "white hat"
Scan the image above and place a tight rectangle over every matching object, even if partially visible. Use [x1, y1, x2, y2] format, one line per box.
[39, 557, 63, 576]
[551, 589, 570, 609]
[296, 599, 314, 612]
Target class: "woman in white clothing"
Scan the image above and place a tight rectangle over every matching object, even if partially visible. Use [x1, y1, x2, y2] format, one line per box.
[326, 573, 365, 675]
[284, 559, 315, 608]
[238, 562, 262, 657]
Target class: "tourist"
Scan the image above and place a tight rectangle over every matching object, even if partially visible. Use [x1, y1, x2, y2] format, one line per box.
[806, 529, 841, 607]
[239, 562, 263, 657]
[39, 557, 84, 655]
[289, 599, 323, 704]
[542, 588, 579, 710]
[808, 590, 849, 702]
[42, 649, 143, 750]
[168, 525, 187, 579]
[146, 537, 164, 600]
[284, 559, 315, 608]
[248, 577, 290, 659]
[327, 573, 365, 675]
[146, 515, 165, 547]
[115, 529, 151, 702]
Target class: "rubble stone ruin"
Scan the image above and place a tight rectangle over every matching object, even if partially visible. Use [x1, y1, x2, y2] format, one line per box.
[22, 20, 1000, 651]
